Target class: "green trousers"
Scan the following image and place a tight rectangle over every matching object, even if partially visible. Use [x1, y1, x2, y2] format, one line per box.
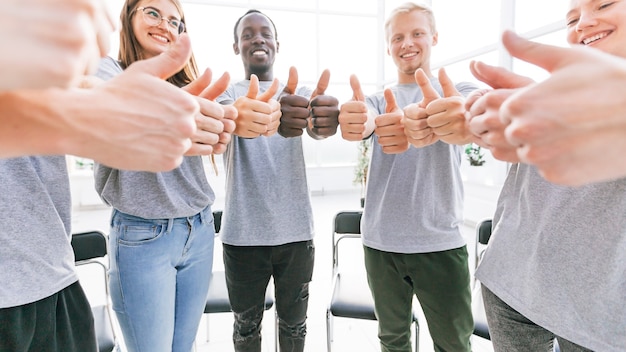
[364, 245, 473, 352]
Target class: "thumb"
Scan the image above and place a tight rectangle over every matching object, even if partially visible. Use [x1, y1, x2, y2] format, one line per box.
[282, 66, 298, 95]
[384, 88, 399, 113]
[126, 33, 192, 79]
[199, 71, 230, 100]
[470, 60, 534, 89]
[312, 69, 330, 99]
[257, 78, 279, 102]
[350, 74, 366, 102]
[438, 67, 461, 97]
[182, 68, 212, 95]
[415, 68, 440, 107]
[502, 30, 574, 73]
[246, 74, 260, 99]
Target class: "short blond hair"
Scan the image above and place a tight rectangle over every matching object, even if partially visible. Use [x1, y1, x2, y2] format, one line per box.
[385, 2, 437, 42]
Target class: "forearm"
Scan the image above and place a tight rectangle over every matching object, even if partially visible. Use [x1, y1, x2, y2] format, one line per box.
[0, 88, 79, 158]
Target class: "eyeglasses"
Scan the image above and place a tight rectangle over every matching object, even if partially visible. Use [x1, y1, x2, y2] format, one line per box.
[136, 7, 185, 35]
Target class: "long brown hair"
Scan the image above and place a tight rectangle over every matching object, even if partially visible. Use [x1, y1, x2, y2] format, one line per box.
[118, 0, 199, 87]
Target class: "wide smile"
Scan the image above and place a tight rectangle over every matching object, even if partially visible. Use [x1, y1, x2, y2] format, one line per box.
[400, 51, 420, 60]
[149, 33, 170, 44]
[580, 30, 612, 46]
[250, 48, 269, 58]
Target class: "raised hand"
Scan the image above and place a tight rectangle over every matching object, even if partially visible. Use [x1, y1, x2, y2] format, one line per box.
[402, 69, 440, 148]
[309, 69, 340, 138]
[72, 34, 198, 171]
[498, 30, 626, 185]
[464, 59, 534, 162]
[1, 0, 116, 90]
[182, 69, 237, 155]
[374, 89, 409, 154]
[278, 66, 310, 137]
[338, 75, 374, 141]
[424, 68, 473, 145]
[232, 74, 280, 138]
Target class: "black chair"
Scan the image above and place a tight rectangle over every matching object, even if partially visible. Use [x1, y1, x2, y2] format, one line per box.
[203, 211, 277, 352]
[71, 230, 117, 352]
[472, 219, 492, 340]
[326, 211, 420, 352]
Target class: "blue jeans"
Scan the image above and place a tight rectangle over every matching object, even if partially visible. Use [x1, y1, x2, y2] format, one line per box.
[482, 285, 593, 352]
[223, 240, 315, 352]
[108, 207, 214, 352]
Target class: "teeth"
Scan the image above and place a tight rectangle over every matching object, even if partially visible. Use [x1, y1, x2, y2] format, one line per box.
[583, 32, 607, 45]
[151, 34, 168, 43]
[401, 52, 417, 58]
[252, 50, 266, 56]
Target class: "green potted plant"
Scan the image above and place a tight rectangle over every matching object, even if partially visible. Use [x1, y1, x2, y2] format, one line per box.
[465, 143, 486, 166]
[353, 139, 372, 208]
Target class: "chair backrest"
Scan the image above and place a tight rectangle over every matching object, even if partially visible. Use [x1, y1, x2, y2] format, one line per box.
[474, 219, 493, 273]
[213, 210, 223, 234]
[71, 230, 116, 352]
[72, 230, 107, 262]
[332, 211, 363, 274]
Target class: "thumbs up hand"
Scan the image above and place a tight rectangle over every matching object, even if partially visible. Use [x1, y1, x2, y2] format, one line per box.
[424, 68, 473, 145]
[309, 69, 339, 139]
[278, 66, 310, 137]
[232, 74, 280, 138]
[402, 69, 440, 148]
[338, 74, 375, 141]
[85, 33, 199, 171]
[374, 88, 409, 154]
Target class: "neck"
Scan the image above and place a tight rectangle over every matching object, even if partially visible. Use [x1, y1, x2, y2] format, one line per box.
[245, 69, 273, 82]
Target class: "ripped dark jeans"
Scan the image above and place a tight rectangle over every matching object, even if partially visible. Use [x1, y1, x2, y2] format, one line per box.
[223, 240, 315, 352]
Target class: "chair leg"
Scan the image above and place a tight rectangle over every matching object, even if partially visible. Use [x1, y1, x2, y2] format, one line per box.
[205, 314, 210, 343]
[413, 319, 419, 352]
[325, 310, 332, 352]
[274, 310, 279, 352]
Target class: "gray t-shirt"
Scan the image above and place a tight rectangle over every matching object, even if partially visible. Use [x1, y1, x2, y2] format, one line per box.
[93, 57, 215, 219]
[216, 80, 314, 246]
[362, 80, 477, 253]
[475, 163, 626, 351]
[0, 156, 76, 308]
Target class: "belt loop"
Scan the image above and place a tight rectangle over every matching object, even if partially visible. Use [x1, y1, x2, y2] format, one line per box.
[166, 218, 174, 233]
[200, 207, 208, 224]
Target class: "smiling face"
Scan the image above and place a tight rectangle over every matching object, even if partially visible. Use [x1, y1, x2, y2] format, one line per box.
[566, 0, 626, 58]
[386, 9, 438, 84]
[132, 0, 182, 59]
[234, 12, 279, 80]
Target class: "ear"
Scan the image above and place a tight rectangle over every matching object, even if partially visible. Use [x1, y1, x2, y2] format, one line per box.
[276, 41, 280, 53]
[233, 42, 240, 55]
[432, 32, 439, 46]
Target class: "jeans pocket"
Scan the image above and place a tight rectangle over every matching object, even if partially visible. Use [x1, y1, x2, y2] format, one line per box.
[117, 222, 166, 245]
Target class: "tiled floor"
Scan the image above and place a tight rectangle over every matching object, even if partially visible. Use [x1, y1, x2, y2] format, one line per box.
[73, 189, 494, 352]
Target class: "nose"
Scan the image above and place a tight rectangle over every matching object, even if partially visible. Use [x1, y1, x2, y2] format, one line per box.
[156, 19, 169, 31]
[251, 33, 266, 44]
[401, 38, 414, 49]
[576, 11, 598, 32]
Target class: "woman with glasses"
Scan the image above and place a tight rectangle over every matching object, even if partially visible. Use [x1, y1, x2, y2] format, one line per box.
[93, 0, 236, 351]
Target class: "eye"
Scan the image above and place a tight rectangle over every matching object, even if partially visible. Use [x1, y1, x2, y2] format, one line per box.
[414, 32, 424, 37]
[169, 19, 181, 29]
[146, 9, 160, 20]
[599, 1, 615, 10]
[262, 31, 273, 39]
[566, 17, 579, 26]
